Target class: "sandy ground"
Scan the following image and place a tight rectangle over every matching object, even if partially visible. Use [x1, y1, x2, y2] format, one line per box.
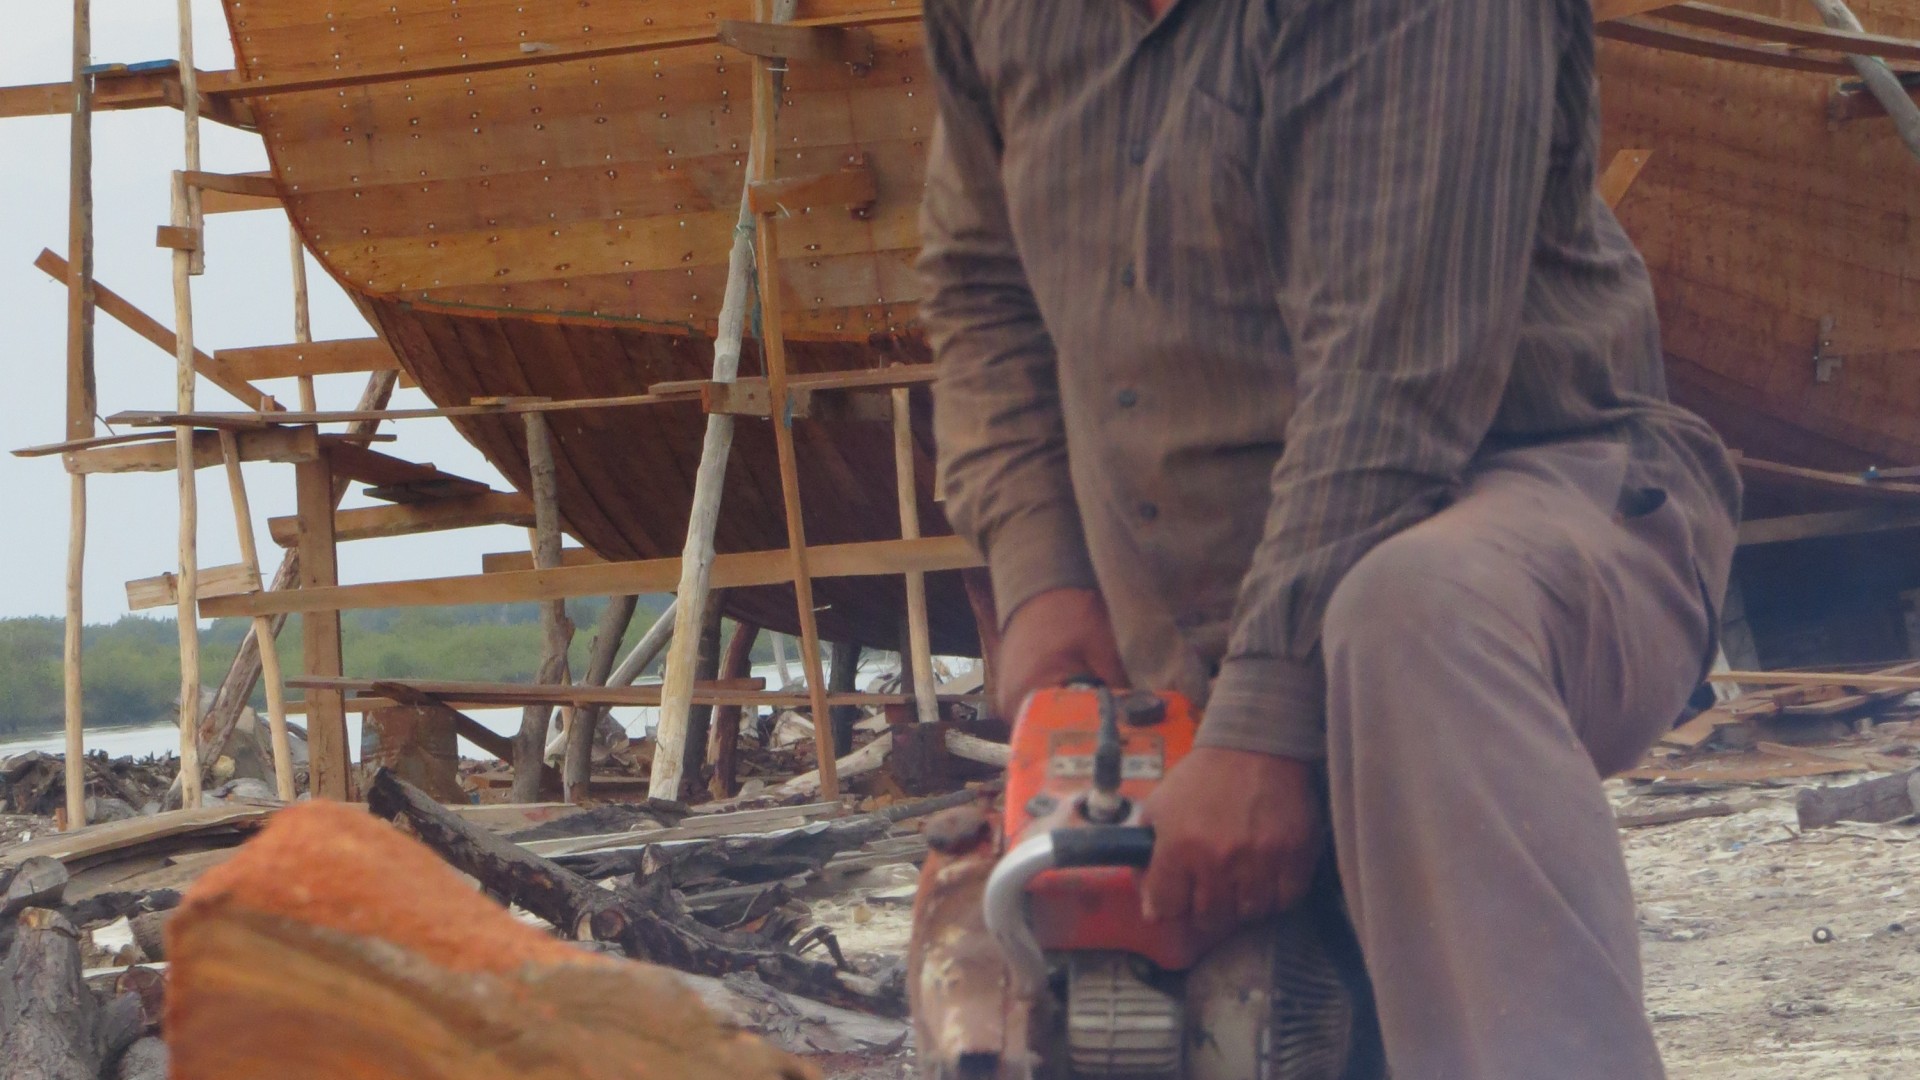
[816, 778, 1920, 1078]
[1620, 780, 1920, 1077]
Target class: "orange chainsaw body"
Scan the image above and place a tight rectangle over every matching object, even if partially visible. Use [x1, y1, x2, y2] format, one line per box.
[1002, 686, 1209, 973]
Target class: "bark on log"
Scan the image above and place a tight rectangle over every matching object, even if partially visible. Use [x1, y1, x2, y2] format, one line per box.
[366, 770, 902, 1015]
[1796, 766, 1920, 830]
[114, 1037, 168, 1080]
[0, 908, 102, 1080]
[567, 594, 639, 802]
[164, 799, 818, 1080]
[1, 857, 71, 919]
[710, 621, 762, 799]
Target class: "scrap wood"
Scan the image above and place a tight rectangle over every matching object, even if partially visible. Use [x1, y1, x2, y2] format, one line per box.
[614, 816, 892, 887]
[524, 801, 846, 859]
[1756, 740, 1913, 774]
[0, 805, 274, 873]
[163, 798, 817, 1080]
[1795, 765, 1920, 830]
[1619, 753, 1860, 785]
[1614, 801, 1738, 829]
[687, 971, 909, 1056]
[366, 769, 903, 1016]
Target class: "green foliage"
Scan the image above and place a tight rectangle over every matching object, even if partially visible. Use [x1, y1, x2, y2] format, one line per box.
[0, 597, 674, 740]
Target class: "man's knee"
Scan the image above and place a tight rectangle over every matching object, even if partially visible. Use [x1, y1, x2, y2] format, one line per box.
[1323, 522, 1515, 665]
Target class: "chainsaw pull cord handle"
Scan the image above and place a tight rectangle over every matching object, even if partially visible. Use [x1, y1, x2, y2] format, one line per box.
[984, 826, 1157, 993]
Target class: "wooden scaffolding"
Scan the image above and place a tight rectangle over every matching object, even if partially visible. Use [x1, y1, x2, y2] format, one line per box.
[7, 0, 984, 830]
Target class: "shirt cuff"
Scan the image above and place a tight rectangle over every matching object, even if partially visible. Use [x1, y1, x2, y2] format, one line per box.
[984, 506, 1100, 630]
[1196, 655, 1328, 760]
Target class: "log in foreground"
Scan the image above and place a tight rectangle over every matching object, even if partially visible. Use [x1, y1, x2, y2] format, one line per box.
[164, 799, 817, 1080]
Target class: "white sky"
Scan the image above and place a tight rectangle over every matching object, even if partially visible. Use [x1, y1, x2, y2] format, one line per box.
[2, 1, 531, 622]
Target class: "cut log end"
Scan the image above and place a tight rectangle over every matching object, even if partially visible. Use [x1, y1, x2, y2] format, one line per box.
[165, 799, 820, 1079]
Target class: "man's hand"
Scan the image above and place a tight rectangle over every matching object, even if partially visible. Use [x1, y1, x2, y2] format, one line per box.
[1139, 748, 1323, 935]
[996, 587, 1128, 717]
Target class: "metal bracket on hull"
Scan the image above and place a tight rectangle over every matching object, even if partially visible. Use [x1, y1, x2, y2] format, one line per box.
[1814, 315, 1842, 384]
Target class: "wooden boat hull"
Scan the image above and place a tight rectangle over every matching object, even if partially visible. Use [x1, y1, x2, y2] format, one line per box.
[223, 0, 1920, 650]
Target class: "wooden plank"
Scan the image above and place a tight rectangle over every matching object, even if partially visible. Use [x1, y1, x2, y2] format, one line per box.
[1597, 18, 1877, 76]
[0, 805, 274, 871]
[481, 547, 606, 573]
[64, 427, 318, 474]
[1657, 3, 1920, 66]
[107, 389, 701, 429]
[34, 249, 277, 412]
[268, 490, 534, 547]
[203, 535, 982, 618]
[290, 676, 936, 711]
[1710, 670, 1920, 691]
[181, 169, 277, 199]
[1594, 0, 1681, 21]
[154, 225, 199, 251]
[324, 441, 492, 502]
[1738, 455, 1920, 504]
[716, 21, 876, 66]
[0, 66, 192, 119]
[297, 453, 350, 801]
[202, 189, 279, 215]
[214, 338, 399, 381]
[1598, 149, 1652, 209]
[201, 10, 915, 102]
[747, 157, 879, 217]
[125, 562, 256, 611]
[1739, 505, 1920, 545]
[115, 366, 934, 429]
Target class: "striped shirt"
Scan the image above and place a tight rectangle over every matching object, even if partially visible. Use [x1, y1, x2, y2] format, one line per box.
[919, 0, 1741, 757]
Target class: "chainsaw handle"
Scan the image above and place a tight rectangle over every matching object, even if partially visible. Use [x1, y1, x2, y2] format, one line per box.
[985, 827, 1159, 993]
[1051, 825, 1155, 869]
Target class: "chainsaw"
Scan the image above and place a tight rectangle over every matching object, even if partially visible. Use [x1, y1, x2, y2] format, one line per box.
[908, 684, 1385, 1080]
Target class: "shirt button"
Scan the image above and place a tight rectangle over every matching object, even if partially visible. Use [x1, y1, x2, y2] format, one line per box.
[1128, 142, 1148, 165]
[1137, 501, 1159, 521]
[1116, 388, 1138, 408]
[1119, 264, 1136, 287]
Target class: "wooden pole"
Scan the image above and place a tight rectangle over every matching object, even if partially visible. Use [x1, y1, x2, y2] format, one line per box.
[195, 372, 397, 787]
[1806, 0, 1920, 161]
[708, 620, 761, 799]
[289, 225, 316, 412]
[61, 0, 96, 831]
[608, 599, 675, 687]
[217, 431, 297, 801]
[646, 120, 764, 802]
[564, 594, 638, 802]
[892, 388, 940, 726]
[296, 451, 350, 799]
[514, 412, 573, 804]
[751, 113, 839, 798]
[170, 0, 208, 809]
[170, 179, 202, 808]
[679, 599, 728, 795]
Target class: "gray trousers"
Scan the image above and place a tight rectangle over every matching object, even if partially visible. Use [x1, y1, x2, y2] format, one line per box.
[1321, 440, 1718, 1080]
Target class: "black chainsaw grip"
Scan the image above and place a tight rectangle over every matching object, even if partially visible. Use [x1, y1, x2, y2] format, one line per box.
[1051, 826, 1155, 869]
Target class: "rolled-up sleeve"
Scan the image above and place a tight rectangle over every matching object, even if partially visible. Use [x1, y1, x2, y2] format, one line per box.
[1200, 0, 1563, 759]
[918, 0, 1098, 625]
